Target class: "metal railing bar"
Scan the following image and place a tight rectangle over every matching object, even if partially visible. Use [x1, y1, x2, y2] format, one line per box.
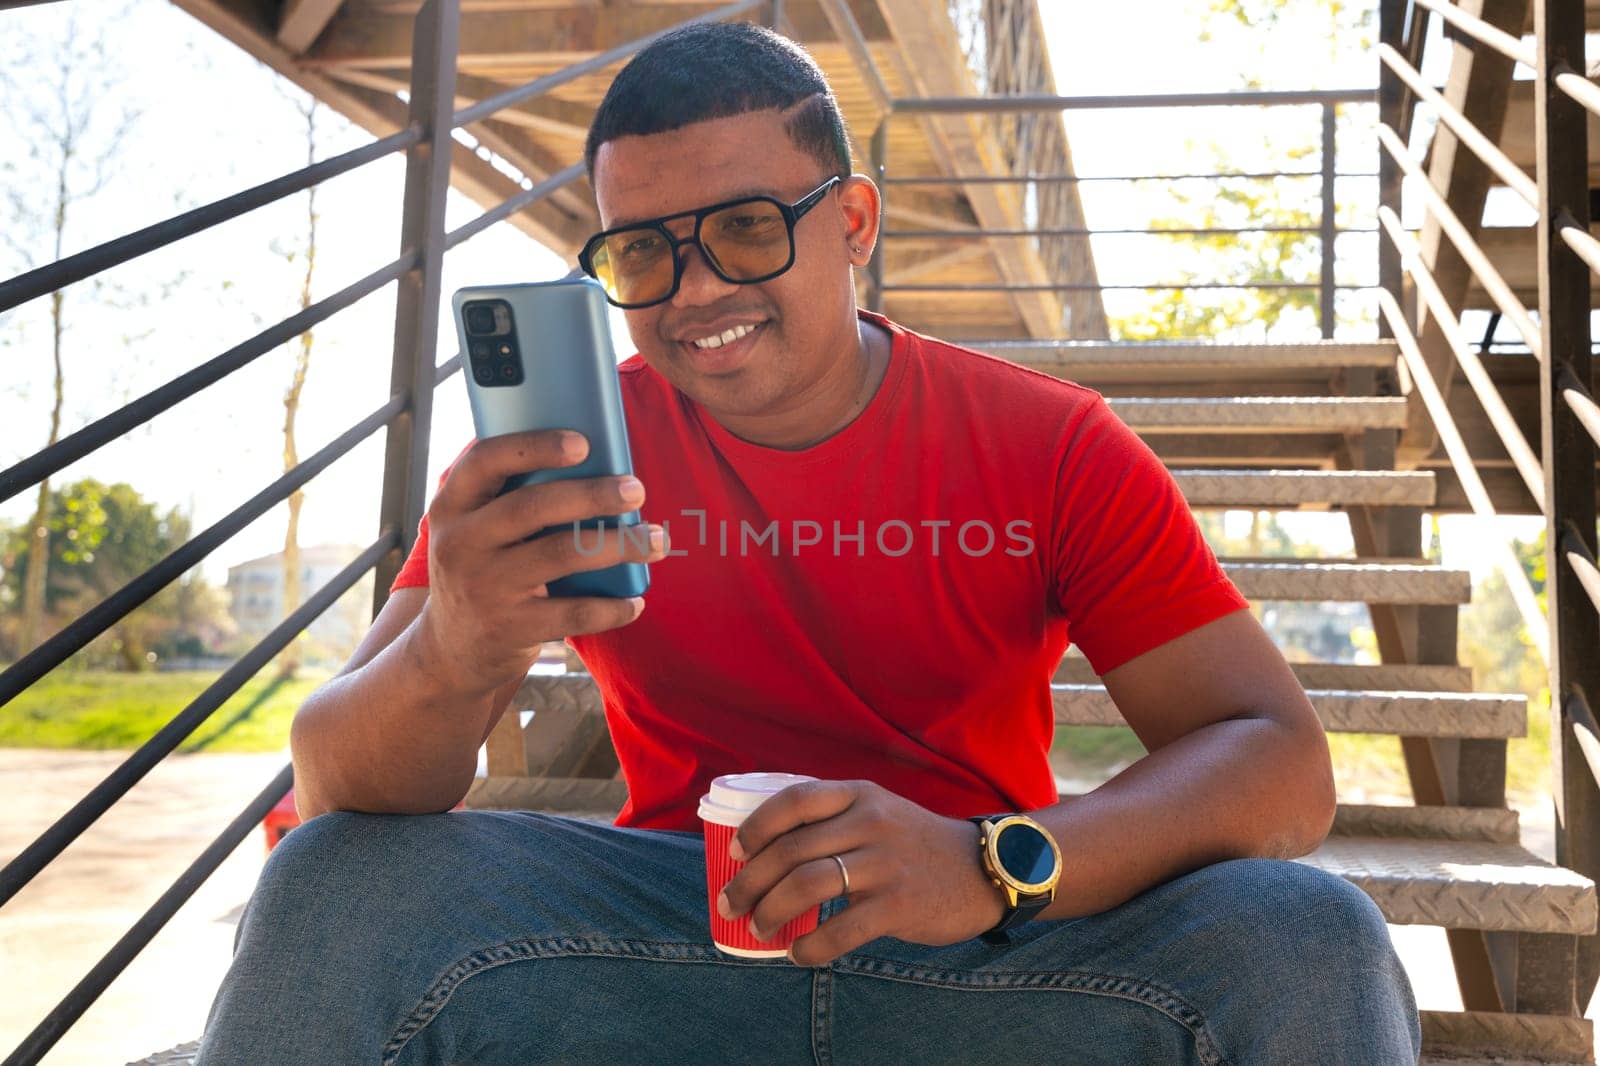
[1557, 362, 1600, 452]
[1553, 63, 1600, 120]
[1377, 124, 1542, 359]
[1412, 0, 1536, 68]
[1559, 522, 1600, 620]
[0, 393, 407, 706]
[1379, 206, 1545, 501]
[1377, 287, 1551, 661]
[3, 764, 294, 1066]
[0, 533, 395, 913]
[882, 226, 1365, 238]
[1556, 209, 1600, 278]
[435, 351, 463, 386]
[443, 162, 586, 251]
[1378, 43, 1538, 207]
[891, 88, 1372, 114]
[884, 282, 1370, 292]
[0, 252, 417, 508]
[0, 128, 421, 315]
[1564, 684, 1600, 796]
[884, 170, 1381, 185]
[451, 0, 763, 129]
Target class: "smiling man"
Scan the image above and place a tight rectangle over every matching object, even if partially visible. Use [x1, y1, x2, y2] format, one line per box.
[197, 21, 1421, 1066]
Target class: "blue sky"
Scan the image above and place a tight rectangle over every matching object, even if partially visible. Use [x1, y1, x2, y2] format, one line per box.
[0, 0, 1536, 589]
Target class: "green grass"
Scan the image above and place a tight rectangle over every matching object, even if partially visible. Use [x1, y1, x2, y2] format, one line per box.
[1, 669, 329, 753]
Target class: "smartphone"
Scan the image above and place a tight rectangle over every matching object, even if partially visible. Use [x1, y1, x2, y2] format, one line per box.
[453, 278, 649, 599]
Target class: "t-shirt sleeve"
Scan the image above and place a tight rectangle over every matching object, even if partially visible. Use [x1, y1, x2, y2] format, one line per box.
[388, 440, 475, 595]
[1051, 395, 1249, 675]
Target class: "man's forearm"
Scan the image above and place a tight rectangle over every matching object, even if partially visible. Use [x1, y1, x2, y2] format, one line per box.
[1031, 716, 1335, 921]
[290, 616, 500, 820]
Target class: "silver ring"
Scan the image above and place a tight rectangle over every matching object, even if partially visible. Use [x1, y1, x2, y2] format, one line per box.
[831, 853, 851, 897]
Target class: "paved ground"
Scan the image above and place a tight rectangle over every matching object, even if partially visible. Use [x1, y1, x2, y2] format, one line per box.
[0, 750, 1593, 1065]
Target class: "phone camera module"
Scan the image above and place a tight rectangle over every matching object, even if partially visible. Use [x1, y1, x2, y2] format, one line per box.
[465, 305, 497, 335]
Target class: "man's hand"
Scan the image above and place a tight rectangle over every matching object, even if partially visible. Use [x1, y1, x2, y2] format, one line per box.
[717, 780, 1007, 967]
[411, 429, 668, 698]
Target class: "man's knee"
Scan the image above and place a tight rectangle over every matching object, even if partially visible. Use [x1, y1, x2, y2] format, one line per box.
[1192, 857, 1396, 966]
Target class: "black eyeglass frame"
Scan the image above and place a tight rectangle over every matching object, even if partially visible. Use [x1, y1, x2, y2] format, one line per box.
[577, 176, 844, 309]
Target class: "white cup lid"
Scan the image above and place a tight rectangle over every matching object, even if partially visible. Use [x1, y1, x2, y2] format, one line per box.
[698, 772, 817, 824]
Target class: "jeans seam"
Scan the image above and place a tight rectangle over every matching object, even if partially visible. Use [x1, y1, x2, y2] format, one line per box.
[810, 967, 834, 1066]
[833, 956, 1230, 1066]
[380, 936, 791, 1066]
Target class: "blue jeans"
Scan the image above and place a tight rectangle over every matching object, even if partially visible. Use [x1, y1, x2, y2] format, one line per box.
[196, 809, 1421, 1065]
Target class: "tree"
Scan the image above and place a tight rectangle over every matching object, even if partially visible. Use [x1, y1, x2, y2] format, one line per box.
[277, 99, 322, 681]
[0, 479, 226, 670]
[0, 9, 138, 655]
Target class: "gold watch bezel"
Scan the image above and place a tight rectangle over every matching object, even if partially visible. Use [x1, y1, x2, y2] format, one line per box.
[978, 815, 1062, 903]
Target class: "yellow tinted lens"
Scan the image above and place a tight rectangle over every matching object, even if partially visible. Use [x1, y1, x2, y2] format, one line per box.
[593, 228, 675, 305]
[703, 201, 790, 280]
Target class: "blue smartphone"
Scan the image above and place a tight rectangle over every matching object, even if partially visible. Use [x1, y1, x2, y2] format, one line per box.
[453, 278, 650, 599]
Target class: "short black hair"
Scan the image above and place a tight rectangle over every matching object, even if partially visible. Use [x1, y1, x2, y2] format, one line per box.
[585, 22, 851, 181]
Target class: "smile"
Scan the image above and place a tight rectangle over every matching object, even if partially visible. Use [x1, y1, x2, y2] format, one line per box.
[691, 323, 761, 350]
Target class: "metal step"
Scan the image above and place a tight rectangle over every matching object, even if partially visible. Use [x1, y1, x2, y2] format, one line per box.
[1173, 468, 1436, 508]
[1055, 656, 1477, 692]
[970, 339, 1399, 370]
[1420, 1008, 1597, 1064]
[1332, 804, 1520, 844]
[1297, 837, 1596, 934]
[1108, 396, 1410, 432]
[1051, 684, 1525, 738]
[1221, 559, 1473, 604]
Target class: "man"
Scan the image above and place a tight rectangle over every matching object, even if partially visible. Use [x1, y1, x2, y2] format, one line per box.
[198, 21, 1420, 1065]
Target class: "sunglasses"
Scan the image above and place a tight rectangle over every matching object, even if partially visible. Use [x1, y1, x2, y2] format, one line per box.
[578, 176, 843, 309]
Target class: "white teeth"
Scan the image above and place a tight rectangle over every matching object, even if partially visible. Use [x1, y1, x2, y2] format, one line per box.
[691, 323, 757, 350]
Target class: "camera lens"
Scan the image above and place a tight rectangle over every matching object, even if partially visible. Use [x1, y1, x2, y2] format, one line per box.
[470, 339, 491, 359]
[465, 305, 496, 334]
[473, 364, 495, 385]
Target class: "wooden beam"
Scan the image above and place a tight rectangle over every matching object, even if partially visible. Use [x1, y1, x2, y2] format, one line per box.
[278, 0, 346, 53]
[305, 3, 884, 70]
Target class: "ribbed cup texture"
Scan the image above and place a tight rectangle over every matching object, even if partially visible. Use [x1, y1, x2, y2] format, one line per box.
[702, 819, 819, 957]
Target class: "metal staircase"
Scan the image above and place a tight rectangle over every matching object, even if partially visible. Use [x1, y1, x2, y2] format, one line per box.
[476, 336, 1599, 1063]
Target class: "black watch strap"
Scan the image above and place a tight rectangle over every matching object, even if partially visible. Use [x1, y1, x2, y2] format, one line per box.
[969, 816, 1053, 945]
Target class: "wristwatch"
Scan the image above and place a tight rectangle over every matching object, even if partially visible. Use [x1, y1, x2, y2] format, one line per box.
[968, 814, 1062, 944]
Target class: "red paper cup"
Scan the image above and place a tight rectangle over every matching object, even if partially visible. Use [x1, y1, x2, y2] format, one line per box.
[699, 772, 820, 958]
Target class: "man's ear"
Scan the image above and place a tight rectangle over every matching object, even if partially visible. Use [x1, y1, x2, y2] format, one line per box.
[837, 175, 882, 269]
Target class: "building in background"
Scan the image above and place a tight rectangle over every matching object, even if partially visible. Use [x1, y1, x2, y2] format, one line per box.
[226, 544, 373, 664]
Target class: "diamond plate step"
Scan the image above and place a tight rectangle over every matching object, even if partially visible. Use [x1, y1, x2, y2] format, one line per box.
[1172, 469, 1436, 508]
[1222, 559, 1473, 604]
[1108, 396, 1409, 432]
[1332, 804, 1520, 844]
[971, 339, 1399, 370]
[1420, 1009, 1597, 1064]
[1051, 684, 1525, 738]
[1055, 656, 1476, 692]
[1298, 838, 1597, 934]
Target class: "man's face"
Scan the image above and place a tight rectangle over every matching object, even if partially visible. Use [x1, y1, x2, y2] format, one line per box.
[591, 109, 873, 420]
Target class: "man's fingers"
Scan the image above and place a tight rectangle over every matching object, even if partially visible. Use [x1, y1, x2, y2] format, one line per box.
[745, 852, 863, 943]
[543, 594, 646, 637]
[508, 521, 666, 588]
[787, 894, 892, 968]
[732, 780, 860, 865]
[433, 430, 589, 515]
[477, 474, 646, 547]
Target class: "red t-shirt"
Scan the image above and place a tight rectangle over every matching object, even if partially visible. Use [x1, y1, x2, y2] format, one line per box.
[391, 311, 1248, 831]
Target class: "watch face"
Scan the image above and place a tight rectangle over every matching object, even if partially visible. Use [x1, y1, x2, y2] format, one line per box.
[996, 822, 1057, 886]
